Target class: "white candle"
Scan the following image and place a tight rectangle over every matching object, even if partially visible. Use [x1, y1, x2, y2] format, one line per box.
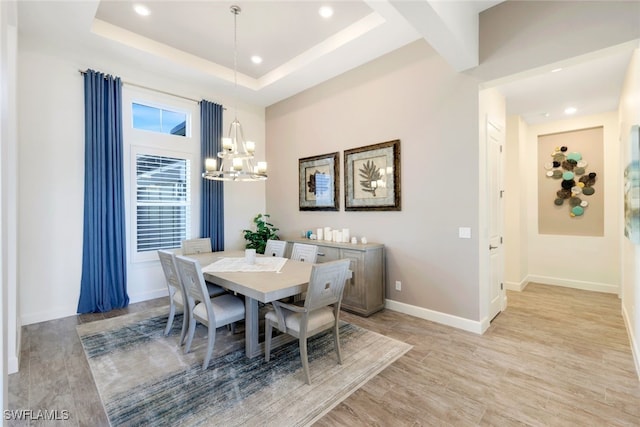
[257, 161, 267, 173]
[222, 137, 233, 152]
[335, 231, 342, 243]
[342, 228, 350, 243]
[233, 158, 243, 171]
[317, 228, 324, 240]
[324, 227, 331, 241]
[205, 158, 216, 172]
[246, 140, 256, 153]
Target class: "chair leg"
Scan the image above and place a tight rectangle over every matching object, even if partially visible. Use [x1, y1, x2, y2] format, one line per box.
[179, 307, 188, 346]
[185, 314, 196, 353]
[202, 324, 216, 370]
[164, 303, 176, 336]
[300, 337, 311, 385]
[264, 320, 273, 362]
[333, 322, 343, 364]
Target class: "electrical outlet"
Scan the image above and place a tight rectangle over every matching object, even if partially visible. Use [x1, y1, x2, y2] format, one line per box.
[395, 280, 401, 291]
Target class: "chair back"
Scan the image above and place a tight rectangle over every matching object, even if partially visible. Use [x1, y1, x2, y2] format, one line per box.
[264, 239, 287, 257]
[290, 243, 318, 263]
[182, 238, 212, 255]
[158, 250, 181, 296]
[175, 255, 216, 323]
[304, 259, 351, 312]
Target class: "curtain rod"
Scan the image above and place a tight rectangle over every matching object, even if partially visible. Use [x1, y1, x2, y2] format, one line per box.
[78, 69, 226, 108]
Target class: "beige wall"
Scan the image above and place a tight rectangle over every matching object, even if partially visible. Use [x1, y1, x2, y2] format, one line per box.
[525, 112, 621, 292]
[620, 47, 640, 377]
[266, 40, 484, 324]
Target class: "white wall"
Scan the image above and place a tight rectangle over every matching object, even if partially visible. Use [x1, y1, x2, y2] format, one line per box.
[17, 34, 266, 325]
[619, 47, 640, 378]
[1, 0, 18, 408]
[504, 115, 529, 290]
[524, 112, 621, 293]
[266, 40, 484, 330]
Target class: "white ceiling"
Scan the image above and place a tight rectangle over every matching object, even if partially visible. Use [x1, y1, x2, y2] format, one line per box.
[16, 0, 635, 124]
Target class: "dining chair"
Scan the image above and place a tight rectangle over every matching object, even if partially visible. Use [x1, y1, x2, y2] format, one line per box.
[157, 250, 190, 345]
[264, 239, 287, 257]
[264, 258, 351, 384]
[290, 242, 318, 264]
[181, 237, 212, 255]
[175, 255, 246, 370]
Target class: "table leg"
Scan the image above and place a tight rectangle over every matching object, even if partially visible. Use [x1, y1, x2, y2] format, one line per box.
[244, 296, 260, 358]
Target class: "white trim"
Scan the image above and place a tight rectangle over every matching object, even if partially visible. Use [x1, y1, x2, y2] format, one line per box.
[128, 289, 168, 304]
[505, 278, 528, 292]
[621, 303, 640, 380]
[385, 299, 485, 334]
[526, 274, 618, 294]
[8, 355, 18, 374]
[21, 305, 77, 326]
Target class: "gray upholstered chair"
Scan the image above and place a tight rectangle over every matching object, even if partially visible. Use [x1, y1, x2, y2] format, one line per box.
[264, 258, 351, 384]
[264, 239, 287, 257]
[181, 238, 212, 255]
[157, 250, 190, 344]
[175, 255, 245, 369]
[290, 242, 318, 264]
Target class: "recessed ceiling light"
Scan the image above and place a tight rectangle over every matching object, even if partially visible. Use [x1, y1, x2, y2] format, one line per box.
[319, 6, 334, 18]
[564, 107, 577, 115]
[251, 55, 263, 65]
[551, 68, 563, 73]
[134, 4, 150, 16]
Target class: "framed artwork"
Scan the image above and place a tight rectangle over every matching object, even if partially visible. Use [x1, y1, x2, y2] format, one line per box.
[344, 139, 401, 211]
[298, 152, 339, 211]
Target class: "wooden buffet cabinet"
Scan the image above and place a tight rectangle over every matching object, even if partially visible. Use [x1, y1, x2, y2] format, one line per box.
[286, 239, 385, 317]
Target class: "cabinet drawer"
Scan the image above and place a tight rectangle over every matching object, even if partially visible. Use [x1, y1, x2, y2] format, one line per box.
[315, 246, 340, 262]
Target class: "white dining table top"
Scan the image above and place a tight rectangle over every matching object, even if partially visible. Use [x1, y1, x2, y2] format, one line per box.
[186, 250, 313, 303]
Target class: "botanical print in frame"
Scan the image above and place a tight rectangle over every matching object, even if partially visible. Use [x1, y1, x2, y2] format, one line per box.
[298, 152, 339, 211]
[344, 139, 401, 211]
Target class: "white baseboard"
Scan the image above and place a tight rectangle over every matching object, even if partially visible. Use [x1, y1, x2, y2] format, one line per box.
[505, 279, 528, 292]
[385, 299, 484, 334]
[8, 355, 19, 374]
[526, 275, 619, 294]
[21, 305, 78, 326]
[128, 288, 168, 304]
[21, 289, 168, 326]
[622, 304, 640, 380]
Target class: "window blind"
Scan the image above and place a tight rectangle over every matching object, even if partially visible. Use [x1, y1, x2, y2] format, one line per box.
[136, 154, 191, 252]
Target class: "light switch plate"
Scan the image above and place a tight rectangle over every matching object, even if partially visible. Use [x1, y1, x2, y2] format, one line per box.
[458, 227, 471, 239]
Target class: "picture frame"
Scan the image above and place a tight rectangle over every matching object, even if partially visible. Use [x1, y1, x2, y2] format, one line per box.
[344, 139, 401, 211]
[298, 152, 339, 211]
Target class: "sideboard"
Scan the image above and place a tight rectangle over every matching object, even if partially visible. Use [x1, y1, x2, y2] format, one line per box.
[286, 238, 385, 317]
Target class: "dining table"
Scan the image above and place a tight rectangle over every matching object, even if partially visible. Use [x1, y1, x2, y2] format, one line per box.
[187, 250, 313, 358]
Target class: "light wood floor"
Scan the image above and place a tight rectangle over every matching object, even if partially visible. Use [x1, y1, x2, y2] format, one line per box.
[8, 283, 640, 426]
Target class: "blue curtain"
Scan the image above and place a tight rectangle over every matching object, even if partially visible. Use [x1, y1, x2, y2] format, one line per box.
[77, 69, 129, 313]
[200, 100, 225, 251]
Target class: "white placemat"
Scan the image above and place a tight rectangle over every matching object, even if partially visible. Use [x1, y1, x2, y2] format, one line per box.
[203, 257, 288, 273]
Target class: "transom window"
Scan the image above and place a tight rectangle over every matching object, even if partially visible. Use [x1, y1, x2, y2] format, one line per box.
[132, 102, 188, 136]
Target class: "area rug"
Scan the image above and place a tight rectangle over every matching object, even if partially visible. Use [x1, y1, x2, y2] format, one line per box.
[76, 306, 411, 427]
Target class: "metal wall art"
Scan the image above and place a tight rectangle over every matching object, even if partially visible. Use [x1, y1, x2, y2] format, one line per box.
[344, 139, 401, 211]
[545, 145, 597, 217]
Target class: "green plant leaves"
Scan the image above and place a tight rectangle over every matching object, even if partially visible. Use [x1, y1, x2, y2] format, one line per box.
[242, 213, 279, 254]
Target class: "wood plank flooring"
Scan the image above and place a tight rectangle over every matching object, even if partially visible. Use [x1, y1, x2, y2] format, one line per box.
[8, 283, 640, 426]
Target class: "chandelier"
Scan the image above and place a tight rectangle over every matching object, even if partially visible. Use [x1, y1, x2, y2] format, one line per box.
[203, 5, 267, 182]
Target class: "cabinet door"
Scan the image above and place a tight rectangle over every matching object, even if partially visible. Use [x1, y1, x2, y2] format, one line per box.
[341, 250, 364, 309]
[315, 246, 339, 263]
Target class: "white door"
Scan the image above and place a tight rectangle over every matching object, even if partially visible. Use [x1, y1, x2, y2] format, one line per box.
[488, 119, 505, 320]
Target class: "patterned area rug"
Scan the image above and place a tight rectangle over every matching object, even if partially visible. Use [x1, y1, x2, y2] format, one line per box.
[76, 306, 411, 427]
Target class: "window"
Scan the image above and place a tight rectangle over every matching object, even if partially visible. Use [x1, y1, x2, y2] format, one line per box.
[123, 86, 200, 263]
[132, 102, 188, 136]
[135, 154, 191, 252]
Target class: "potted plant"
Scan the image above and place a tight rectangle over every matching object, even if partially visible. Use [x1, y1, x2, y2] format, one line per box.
[242, 214, 279, 254]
